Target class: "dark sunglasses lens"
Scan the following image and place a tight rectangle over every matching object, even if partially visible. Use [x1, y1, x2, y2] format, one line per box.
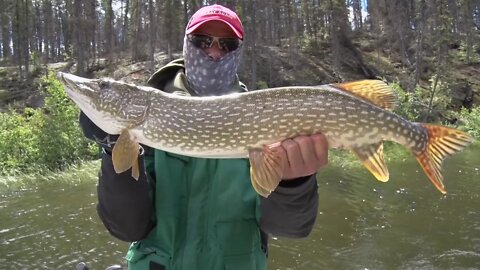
[189, 35, 213, 49]
[219, 38, 241, 52]
[189, 34, 241, 52]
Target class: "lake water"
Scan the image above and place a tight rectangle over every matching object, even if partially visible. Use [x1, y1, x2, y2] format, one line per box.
[1, 147, 479, 269]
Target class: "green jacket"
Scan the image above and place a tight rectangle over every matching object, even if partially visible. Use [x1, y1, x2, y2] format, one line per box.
[127, 152, 266, 269]
[95, 59, 319, 270]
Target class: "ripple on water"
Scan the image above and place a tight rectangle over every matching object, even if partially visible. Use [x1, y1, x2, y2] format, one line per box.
[434, 249, 480, 269]
[0, 181, 127, 269]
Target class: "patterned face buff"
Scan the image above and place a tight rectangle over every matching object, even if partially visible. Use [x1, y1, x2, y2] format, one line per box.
[183, 36, 242, 96]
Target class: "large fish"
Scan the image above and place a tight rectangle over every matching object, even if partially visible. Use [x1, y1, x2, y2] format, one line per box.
[57, 72, 473, 197]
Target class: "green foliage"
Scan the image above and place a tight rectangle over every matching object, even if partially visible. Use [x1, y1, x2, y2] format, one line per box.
[0, 72, 97, 175]
[256, 80, 269, 89]
[456, 106, 480, 139]
[428, 76, 452, 109]
[300, 35, 327, 55]
[457, 42, 480, 64]
[301, 36, 319, 53]
[390, 81, 422, 121]
[390, 78, 478, 143]
[30, 51, 41, 67]
[390, 76, 453, 122]
[0, 108, 43, 171]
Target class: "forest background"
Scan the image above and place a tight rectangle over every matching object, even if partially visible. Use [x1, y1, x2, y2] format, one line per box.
[0, 0, 479, 176]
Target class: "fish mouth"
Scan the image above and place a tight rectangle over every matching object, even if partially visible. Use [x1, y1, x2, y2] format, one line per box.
[57, 72, 92, 88]
[57, 72, 99, 120]
[57, 72, 127, 135]
[57, 72, 99, 111]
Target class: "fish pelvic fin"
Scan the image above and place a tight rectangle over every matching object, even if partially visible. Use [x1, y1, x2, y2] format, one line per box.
[415, 124, 473, 194]
[332, 80, 398, 110]
[352, 142, 389, 182]
[248, 146, 284, 198]
[112, 129, 141, 180]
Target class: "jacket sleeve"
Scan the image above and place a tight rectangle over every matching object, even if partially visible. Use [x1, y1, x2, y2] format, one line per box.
[259, 175, 318, 238]
[96, 147, 155, 242]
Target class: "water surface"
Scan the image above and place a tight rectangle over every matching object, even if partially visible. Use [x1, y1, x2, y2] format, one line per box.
[1, 147, 479, 269]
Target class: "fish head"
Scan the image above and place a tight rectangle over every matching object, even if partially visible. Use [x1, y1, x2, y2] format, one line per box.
[57, 72, 150, 135]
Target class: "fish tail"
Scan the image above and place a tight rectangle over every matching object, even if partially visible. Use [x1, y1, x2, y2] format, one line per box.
[415, 123, 473, 194]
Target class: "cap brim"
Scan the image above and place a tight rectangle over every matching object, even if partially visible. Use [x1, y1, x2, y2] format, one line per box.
[186, 19, 243, 39]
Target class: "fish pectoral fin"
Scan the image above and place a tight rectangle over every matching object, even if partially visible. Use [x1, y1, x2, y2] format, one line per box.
[112, 129, 141, 180]
[248, 146, 284, 198]
[250, 174, 272, 198]
[415, 123, 473, 194]
[332, 80, 398, 110]
[352, 142, 389, 182]
[131, 155, 140, 181]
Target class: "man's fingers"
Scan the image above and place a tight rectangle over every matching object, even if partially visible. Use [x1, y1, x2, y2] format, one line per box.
[311, 134, 328, 167]
[272, 144, 288, 171]
[293, 136, 318, 167]
[271, 134, 329, 180]
[281, 138, 302, 171]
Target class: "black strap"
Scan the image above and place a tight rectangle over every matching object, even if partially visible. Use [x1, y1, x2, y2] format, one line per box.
[149, 261, 166, 270]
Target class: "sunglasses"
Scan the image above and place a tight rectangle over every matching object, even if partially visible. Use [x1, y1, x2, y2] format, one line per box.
[187, 34, 242, 52]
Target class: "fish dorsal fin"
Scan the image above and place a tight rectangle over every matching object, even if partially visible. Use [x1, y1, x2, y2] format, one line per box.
[332, 80, 398, 110]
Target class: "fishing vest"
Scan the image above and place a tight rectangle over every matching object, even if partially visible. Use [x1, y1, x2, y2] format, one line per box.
[126, 60, 267, 270]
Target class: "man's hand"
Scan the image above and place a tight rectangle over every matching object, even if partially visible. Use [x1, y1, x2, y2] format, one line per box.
[273, 134, 329, 180]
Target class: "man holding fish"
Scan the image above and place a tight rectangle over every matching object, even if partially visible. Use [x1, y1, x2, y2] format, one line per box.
[62, 3, 473, 270]
[79, 4, 326, 270]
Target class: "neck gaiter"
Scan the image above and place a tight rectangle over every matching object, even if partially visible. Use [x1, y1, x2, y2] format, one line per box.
[183, 36, 242, 96]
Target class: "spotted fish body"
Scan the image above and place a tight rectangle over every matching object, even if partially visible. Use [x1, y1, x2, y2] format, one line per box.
[58, 72, 473, 197]
[143, 87, 424, 156]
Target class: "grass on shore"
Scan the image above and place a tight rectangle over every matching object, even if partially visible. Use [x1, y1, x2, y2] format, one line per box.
[0, 159, 100, 192]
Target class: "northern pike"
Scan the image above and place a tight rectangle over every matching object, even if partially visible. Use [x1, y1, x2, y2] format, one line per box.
[57, 72, 473, 197]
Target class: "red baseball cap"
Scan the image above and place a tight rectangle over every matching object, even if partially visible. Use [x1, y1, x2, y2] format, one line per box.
[186, 4, 244, 39]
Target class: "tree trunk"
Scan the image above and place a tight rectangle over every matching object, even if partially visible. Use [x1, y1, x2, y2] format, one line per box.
[413, 0, 426, 90]
[73, 0, 85, 75]
[328, 0, 349, 74]
[462, 0, 475, 62]
[43, 0, 54, 62]
[85, 0, 96, 67]
[13, 0, 30, 79]
[272, 0, 281, 45]
[31, 1, 40, 60]
[23, 0, 30, 79]
[425, 74, 439, 122]
[249, 0, 257, 90]
[129, 0, 140, 61]
[148, 0, 157, 72]
[1, 0, 12, 60]
[122, 0, 130, 50]
[351, 0, 363, 31]
[104, 0, 114, 60]
[60, 0, 73, 62]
